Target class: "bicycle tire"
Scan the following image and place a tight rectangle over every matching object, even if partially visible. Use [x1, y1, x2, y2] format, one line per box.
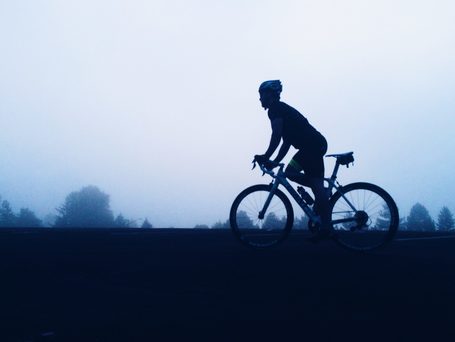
[230, 184, 294, 248]
[329, 182, 399, 251]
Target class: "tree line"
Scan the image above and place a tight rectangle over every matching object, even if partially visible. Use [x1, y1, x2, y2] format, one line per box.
[204, 202, 455, 231]
[0, 186, 153, 228]
[1, 186, 453, 231]
[403, 203, 454, 231]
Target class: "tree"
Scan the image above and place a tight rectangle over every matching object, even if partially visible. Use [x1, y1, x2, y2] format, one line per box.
[263, 212, 286, 230]
[114, 214, 131, 228]
[0, 196, 41, 227]
[437, 206, 454, 231]
[237, 210, 255, 228]
[0, 200, 16, 227]
[407, 203, 435, 231]
[223, 211, 255, 229]
[211, 219, 230, 229]
[376, 204, 392, 230]
[16, 208, 42, 227]
[399, 217, 407, 231]
[43, 213, 57, 227]
[55, 186, 114, 227]
[141, 218, 153, 228]
[194, 224, 209, 229]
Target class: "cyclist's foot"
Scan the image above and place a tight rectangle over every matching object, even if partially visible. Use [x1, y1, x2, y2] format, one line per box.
[306, 229, 336, 243]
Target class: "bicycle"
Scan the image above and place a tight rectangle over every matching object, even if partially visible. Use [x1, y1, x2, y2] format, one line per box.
[229, 152, 399, 251]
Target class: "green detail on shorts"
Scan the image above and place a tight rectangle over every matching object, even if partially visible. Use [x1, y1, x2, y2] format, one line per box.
[289, 159, 302, 170]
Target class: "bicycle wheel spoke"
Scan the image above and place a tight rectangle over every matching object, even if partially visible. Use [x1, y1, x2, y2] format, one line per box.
[330, 183, 398, 251]
[230, 185, 293, 248]
[241, 200, 257, 216]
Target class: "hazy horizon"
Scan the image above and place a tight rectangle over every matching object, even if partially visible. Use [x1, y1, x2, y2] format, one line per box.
[1, 0, 454, 227]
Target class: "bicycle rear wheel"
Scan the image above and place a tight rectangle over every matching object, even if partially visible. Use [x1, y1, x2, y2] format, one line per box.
[329, 182, 399, 251]
[230, 184, 294, 248]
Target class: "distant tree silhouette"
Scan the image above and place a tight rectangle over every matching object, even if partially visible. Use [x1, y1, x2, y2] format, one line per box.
[437, 206, 454, 231]
[16, 208, 42, 227]
[376, 204, 392, 230]
[55, 186, 114, 227]
[141, 218, 153, 228]
[407, 203, 435, 231]
[221, 211, 256, 229]
[399, 217, 407, 231]
[194, 224, 209, 229]
[211, 219, 230, 229]
[0, 200, 16, 227]
[263, 212, 286, 230]
[43, 213, 57, 227]
[114, 214, 131, 228]
[0, 196, 42, 228]
[237, 210, 256, 228]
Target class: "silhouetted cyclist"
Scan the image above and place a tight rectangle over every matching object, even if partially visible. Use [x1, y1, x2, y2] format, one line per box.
[254, 80, 331, 242]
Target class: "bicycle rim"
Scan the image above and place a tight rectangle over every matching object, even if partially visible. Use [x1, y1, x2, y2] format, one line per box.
[330, 182, 399, 251]
[230, 185, 293, 248]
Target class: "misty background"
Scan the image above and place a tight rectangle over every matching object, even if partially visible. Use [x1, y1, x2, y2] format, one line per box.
[0, 0, 454, 227]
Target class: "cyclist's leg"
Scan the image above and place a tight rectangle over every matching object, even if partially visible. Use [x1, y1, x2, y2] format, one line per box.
[284, 152, 311, 186]
[287, 143, 330, 233]
[285, 142, 327, 186]
[303, 141, 330, 233]
[307, 177, 330, 231]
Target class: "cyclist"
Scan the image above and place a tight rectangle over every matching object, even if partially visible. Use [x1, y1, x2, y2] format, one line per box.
[254, 80, 331, 242]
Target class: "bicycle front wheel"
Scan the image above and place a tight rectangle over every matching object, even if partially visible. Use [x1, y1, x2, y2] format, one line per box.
[330, 182, 399, 251]
[230, 184, 294, 248]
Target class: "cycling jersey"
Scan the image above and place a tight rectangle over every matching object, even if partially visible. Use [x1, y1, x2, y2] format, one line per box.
[267, 101, 325, 150]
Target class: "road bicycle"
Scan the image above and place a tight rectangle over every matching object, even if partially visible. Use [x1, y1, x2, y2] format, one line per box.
[229, 152, 399, 251]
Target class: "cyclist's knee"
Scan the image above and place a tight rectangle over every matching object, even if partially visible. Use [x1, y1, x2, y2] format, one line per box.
[287, 159, 303, 173]
[284, 165, 298, 175]
[285, 164, 299, 175]
[285, 165, 302, 182]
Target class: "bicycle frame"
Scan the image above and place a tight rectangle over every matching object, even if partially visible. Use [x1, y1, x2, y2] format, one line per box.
[257, 161, 360, 226]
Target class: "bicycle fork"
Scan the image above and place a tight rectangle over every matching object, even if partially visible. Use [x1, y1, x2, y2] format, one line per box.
[258, 181, 279, 220]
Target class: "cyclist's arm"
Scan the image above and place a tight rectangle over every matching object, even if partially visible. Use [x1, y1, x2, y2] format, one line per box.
[273, 141, 291, 164]
[263, 118, 283, 159]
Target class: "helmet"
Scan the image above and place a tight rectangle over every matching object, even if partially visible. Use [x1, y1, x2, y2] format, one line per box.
[258, 80, 282, 94]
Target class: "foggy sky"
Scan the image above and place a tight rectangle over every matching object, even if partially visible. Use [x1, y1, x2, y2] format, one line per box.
[1, 0, 454, 227]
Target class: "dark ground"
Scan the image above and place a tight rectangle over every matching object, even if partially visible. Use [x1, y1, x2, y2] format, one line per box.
[0, 228, 454, 341]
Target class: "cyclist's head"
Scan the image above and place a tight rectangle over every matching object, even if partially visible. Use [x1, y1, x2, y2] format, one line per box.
[259, 80, 282, 109]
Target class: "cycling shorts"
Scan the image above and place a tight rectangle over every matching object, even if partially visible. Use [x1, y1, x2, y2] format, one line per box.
[288, 137, 328, 178]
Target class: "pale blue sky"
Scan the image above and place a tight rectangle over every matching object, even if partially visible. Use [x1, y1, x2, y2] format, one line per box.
[0, 0, 454, 227]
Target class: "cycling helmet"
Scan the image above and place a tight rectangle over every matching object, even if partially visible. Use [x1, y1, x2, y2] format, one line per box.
[258, 80, 282, 94]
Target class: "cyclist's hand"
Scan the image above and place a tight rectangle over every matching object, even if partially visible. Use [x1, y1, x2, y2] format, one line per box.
[263, 160, 278, 171]
[253, 154, 268, 165]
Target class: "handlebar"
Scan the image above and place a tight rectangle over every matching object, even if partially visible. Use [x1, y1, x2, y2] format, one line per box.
[252, 160, 285, 177]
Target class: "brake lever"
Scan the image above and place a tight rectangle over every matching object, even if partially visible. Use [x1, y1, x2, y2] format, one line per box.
[252, 160, 267, 176]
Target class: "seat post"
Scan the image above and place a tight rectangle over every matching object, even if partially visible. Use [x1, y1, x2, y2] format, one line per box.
[326, 151, 354, 183]
[330, 160, 341, 182]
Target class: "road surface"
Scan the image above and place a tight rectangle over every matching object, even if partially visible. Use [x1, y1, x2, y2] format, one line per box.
[1, 228, 454, 341]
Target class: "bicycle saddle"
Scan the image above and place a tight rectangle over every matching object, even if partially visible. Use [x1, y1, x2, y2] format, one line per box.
[326, 152, 354, 166]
